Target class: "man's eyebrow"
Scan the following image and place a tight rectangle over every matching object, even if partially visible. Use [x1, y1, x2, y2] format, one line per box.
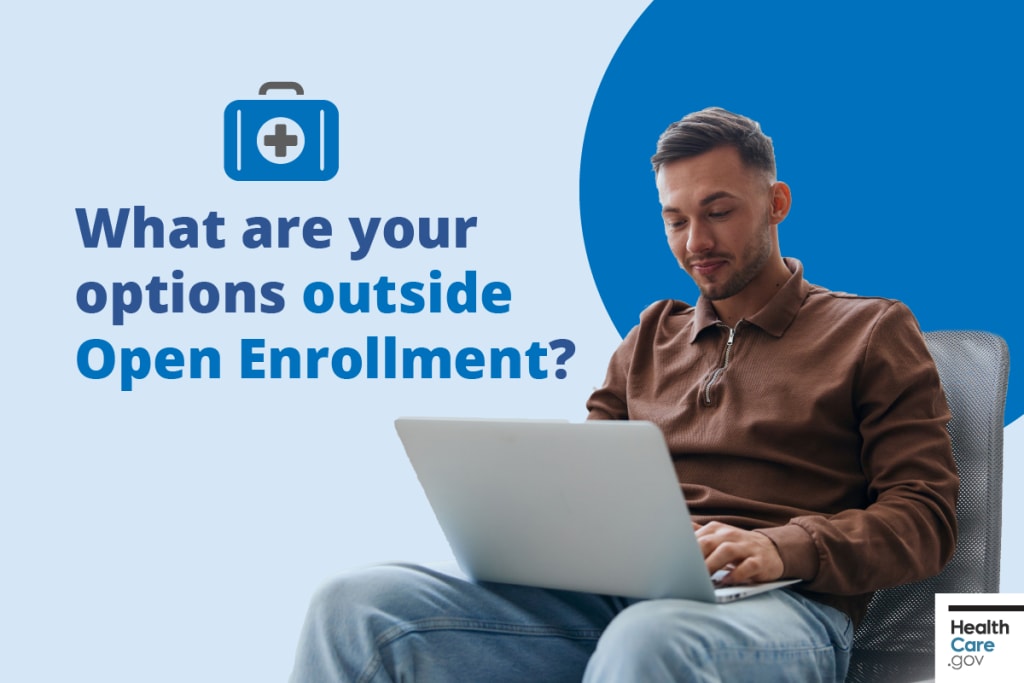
[699, 191, 738, 206]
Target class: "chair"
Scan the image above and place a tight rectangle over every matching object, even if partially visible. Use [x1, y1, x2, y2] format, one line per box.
[844, 331, 1009, 683]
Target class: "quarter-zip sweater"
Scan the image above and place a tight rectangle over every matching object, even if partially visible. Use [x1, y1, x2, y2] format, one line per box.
[586, 258, 958, 625]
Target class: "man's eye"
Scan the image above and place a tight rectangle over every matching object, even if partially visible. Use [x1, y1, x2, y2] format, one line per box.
[709, 210, 732, 219]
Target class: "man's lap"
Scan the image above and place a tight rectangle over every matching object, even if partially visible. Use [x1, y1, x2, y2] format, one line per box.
[585, 586, 852, 682]
[289, 563, 852, 683]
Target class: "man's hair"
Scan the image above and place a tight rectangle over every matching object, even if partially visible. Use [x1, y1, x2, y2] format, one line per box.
[651, 107, 776, 179]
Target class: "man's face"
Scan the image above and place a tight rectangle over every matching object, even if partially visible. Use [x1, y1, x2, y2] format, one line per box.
[656, 146, 781, 302]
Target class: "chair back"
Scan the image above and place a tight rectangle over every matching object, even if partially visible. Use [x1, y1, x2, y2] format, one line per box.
[845, 330, 1009, 682]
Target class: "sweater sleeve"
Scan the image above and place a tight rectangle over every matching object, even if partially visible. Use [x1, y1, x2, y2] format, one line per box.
[585, 326, 639, 421]
[759, 301, 959, 594]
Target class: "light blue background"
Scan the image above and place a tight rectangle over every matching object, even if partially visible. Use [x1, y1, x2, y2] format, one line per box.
[2, 3, 643, 681]
[2, 3, 1020, 682]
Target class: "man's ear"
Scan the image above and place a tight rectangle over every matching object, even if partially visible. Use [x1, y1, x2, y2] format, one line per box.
[768, 181, 792, 225]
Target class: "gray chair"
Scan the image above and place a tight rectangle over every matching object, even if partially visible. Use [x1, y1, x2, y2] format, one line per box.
[844, 330, 1009, 683]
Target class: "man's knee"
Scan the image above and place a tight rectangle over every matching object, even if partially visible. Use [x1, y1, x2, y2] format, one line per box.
[292, 564, 450, 682]
[585, 595, 851, 683]
[585, 600, 714, 681]
[304, 563, 439, 632]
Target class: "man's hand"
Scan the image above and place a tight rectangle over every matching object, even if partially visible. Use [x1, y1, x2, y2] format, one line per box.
[693, 521, 785, 585]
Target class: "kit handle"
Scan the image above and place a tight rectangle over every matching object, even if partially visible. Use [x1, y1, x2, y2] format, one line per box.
[258, 81, 305, 96]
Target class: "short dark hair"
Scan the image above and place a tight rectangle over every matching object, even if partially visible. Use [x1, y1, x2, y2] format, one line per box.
[651, 107, 776, 178]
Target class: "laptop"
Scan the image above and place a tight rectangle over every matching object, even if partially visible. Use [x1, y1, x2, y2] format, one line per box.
[394, 417, 799, 603]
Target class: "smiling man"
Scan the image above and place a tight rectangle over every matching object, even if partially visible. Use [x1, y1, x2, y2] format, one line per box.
[289, 108, 959, 683]
[660, 147, 790, 324]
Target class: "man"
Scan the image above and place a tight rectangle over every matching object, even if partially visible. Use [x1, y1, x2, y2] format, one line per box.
[289, 108, 958, 682]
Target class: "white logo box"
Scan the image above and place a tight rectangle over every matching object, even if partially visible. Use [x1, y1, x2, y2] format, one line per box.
[935, 593, 1024, 681]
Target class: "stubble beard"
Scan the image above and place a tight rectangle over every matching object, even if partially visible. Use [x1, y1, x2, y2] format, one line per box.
[694, 222, 774, 302]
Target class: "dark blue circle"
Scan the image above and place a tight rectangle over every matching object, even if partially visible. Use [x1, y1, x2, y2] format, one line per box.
[581, 0, 1022, 424]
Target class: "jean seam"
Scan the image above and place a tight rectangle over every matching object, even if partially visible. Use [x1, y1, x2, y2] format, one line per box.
[356, 618, 605, 683]
[709, 642, 837, 657]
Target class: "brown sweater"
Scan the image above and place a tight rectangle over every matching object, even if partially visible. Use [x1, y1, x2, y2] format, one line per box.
[586, 259, 959, 625]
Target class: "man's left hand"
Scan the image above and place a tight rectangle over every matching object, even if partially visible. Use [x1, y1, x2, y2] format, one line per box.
[694, 521, 785, 585]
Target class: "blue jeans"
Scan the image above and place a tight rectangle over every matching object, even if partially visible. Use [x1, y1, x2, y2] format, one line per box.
[289, 563, 853, 682]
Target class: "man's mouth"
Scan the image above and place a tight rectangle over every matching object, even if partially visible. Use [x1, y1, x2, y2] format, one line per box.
[689, 259, 727, 276]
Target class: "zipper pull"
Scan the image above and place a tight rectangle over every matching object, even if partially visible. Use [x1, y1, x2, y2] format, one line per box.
[723, 326, 736, 367]
[703, 325, 738, 406]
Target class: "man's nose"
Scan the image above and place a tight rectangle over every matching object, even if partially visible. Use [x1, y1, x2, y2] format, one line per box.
[686, 219, 714, 254]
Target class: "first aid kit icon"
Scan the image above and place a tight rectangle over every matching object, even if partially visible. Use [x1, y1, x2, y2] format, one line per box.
[224, 82, 339, 181]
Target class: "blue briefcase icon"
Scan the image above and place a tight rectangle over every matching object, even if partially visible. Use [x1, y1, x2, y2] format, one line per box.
[224, 82, 339, 181]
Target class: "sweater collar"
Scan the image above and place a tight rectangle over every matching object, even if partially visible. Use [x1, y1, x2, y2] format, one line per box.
[689, 257, 811, 342]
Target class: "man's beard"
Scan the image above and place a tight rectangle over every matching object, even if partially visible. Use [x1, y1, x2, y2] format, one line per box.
[695, 223, 774, 301]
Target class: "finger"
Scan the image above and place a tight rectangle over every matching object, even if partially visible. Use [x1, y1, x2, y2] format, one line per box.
[694, 520, 725, 535]
[719, 556, 760, 585]
[702, 539, 748, 573]
[693, 520, 727, 540]
[694, 521, 739, 553]
[710, 563, 737, 586]
[708, 542, 784, 584]
[724, 555, 779, 585]
[696, 530, 726, 559]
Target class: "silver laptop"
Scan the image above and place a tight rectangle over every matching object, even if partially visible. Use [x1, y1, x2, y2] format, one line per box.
[394, 417, 798, 602]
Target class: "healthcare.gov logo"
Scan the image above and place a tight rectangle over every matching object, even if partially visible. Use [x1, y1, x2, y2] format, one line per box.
[936, 594, 1024, 680]
[224, 81, 339, 181]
